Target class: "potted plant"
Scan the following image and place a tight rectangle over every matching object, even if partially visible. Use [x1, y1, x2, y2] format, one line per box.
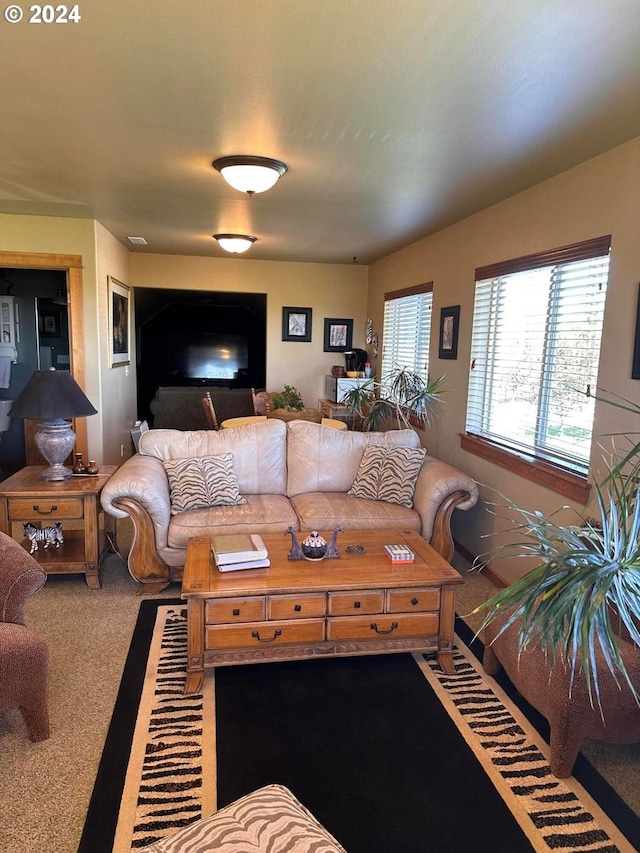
[267, 385, 322, 423]
[473, 391, 640, 708]
[340, 366, 444, 431]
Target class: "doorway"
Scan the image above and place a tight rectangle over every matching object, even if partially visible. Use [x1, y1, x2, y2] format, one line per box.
[0, 251, 88, 471]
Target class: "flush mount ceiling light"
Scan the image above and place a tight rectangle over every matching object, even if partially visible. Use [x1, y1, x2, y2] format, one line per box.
[213, 156, 288, 195]
[213, 234, 257, 254]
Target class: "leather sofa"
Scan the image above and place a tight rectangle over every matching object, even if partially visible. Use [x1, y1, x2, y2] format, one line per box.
[101, 419, 479, 593]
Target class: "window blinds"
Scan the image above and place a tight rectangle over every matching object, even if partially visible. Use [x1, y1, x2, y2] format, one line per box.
[381, 286, 432, 385]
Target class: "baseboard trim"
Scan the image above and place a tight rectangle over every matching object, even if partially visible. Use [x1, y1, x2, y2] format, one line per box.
[453, 539, 507, 589]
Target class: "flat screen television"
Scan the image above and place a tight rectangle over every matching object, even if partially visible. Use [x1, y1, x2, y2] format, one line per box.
[179, 333, 249, 380]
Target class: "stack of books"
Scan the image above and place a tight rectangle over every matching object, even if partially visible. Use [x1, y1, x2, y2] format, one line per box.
[211, 533, 270, 572]
[384, 544, 415, 564]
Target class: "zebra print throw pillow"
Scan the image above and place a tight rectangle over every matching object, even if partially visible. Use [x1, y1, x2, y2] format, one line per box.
[348, 445, 426, 507]
[163, 454, 246, 515]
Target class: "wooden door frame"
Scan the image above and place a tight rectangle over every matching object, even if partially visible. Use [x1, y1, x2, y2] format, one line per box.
[0, 251, 89, 459]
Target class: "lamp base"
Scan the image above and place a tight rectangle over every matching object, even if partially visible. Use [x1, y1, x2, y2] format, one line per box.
[34, 419, 77, 481]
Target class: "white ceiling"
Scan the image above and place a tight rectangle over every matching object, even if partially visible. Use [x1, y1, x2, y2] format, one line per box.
[1, 0, 639, 265]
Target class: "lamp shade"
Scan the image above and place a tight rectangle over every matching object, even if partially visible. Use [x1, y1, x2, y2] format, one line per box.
[213, 234, 257, 254]
[10, 369, 97, 420]
[213, 156, 288, 195]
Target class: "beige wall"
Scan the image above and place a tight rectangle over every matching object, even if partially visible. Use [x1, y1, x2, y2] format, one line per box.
[95, 222, 135, 465]
[130, 254, 369, 410]
[368, 138, 640, 583]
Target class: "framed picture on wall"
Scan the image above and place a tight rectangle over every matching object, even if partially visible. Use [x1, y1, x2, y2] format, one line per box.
[323, 318, 353, 352]
[38, 311, 61, 337]
[438, 305, 460, 360]
[282, 306, 312, 342]
[109, 276, 131, 366]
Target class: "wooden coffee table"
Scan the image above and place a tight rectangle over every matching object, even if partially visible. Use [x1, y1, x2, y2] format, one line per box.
[182, 528, 463, 695]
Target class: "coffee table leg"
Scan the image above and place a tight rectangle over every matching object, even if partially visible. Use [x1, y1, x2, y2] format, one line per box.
[184, 597, 205, 696]
[437, 585, 457, 674]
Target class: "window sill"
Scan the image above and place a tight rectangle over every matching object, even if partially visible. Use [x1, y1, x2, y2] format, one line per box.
[460, 433, 591, 504]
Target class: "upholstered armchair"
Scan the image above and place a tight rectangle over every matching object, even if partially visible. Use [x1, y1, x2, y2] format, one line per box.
[0, 531, 50, 741]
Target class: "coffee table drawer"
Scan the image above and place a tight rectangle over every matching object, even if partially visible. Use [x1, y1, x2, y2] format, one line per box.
[268, 593, 326, 620]
[206, 618, 325, 649]
[205, 596, 265, 623]
[327, 613, 438, 641]
[386, 587, 439, 613]
[328, 590, 384, 615]
[8, 498, 84, 520]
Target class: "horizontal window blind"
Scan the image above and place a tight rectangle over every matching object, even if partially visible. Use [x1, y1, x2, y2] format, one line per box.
[466, 239, 610, 476]
[381, 286, 432, 389]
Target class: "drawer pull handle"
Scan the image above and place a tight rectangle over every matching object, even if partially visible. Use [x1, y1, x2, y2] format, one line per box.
[232, 608, 240, 616]
[411, 597, 419, 606]
[370, 622, 398, 635]
[354, 601, 361, 608]
[33, 505, 57, 514]
[252, 629, 282, 643]
[294, 604, 302, 612]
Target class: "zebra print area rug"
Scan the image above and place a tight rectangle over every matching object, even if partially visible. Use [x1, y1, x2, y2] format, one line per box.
[80, 604, 638, 853]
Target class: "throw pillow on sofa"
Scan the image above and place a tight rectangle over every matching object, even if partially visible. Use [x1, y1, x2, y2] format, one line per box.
[348, 445, 426, 507]
[163, 454, 246, 514]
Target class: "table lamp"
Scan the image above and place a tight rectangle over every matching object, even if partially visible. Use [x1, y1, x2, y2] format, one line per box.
[9, 368, 98, 481]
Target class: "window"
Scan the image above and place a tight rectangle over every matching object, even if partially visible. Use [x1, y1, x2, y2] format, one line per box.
[465, 236, 611, 482]
[381, 283, 433, 383]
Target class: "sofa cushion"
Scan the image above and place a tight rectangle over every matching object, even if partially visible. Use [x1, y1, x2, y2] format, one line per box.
[286, 420, 421, 497]
[139, 419, 288, 495]
[290, 492, 421, 533]
[167, 494, 298, 548]
[163, 454, 246, 514]
[348, 445, 426, 507]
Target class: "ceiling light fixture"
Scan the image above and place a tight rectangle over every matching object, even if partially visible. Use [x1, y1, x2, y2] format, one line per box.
[213, 234, 257, 254]
[212, 156, 288, 196]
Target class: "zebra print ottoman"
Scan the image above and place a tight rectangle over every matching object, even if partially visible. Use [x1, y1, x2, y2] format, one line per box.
[139, 784, 347, 852]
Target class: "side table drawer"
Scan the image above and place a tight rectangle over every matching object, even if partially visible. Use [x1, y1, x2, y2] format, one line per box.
[268, 593, 326, 620]
[327, 613, 438, 641]
[386, 587, 440, 613]
[205, 596, 265, 623]
[206, 618, 325, 650]
[328, 590, 383, 615]
[8, 498, 84, 520]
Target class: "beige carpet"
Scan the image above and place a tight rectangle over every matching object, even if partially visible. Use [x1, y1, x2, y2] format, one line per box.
[0, 525, 638, 853]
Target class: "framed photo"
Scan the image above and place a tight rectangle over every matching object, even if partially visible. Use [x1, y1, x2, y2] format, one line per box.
[282, 306, 312, 342]
[439, 305, 460, 360]
[109, 277, 131, 366]
[323, 318, 353, 352]
[38, 311, 61, 337]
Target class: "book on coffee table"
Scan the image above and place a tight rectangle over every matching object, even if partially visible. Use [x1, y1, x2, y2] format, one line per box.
[217, 556, 271, 572]
[211, 533, 269, 566]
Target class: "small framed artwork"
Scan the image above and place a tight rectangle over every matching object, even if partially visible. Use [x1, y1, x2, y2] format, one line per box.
[109, 276, 131, 366]
[439, 305, 460, 360]
[323, 318, 353, 352]
[38, 311, 61, 337]
[282, 307, 312, 342]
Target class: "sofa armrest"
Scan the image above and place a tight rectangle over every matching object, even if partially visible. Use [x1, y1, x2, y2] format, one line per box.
[101, 455, 171, 543]
[0, 531, 46, 625]
[412, 456, 479, 560]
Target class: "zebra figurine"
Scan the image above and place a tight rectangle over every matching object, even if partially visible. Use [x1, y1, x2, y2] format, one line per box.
[23, 522, 64, 554]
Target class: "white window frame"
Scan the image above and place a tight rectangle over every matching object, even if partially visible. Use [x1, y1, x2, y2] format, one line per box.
[464, 236, 611, 499]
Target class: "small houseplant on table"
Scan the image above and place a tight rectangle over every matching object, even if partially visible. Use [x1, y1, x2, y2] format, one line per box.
[267, 385, 322, 423]
[340, 366, 444, 431]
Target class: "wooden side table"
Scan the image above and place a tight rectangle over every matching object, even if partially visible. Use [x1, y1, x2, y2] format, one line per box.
[0, 465, 118, 589]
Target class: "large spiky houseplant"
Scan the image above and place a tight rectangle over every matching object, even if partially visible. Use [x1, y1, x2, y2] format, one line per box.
[340, 366, 444, 432]
[473, 391, 640, 708]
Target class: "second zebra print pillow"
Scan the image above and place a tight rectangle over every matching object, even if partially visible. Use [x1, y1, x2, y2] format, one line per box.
[348, 445, 426, 507]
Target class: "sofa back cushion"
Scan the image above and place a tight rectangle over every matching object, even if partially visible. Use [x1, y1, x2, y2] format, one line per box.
[286, 420, 421, 497]
[139, 419, 287, 495]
